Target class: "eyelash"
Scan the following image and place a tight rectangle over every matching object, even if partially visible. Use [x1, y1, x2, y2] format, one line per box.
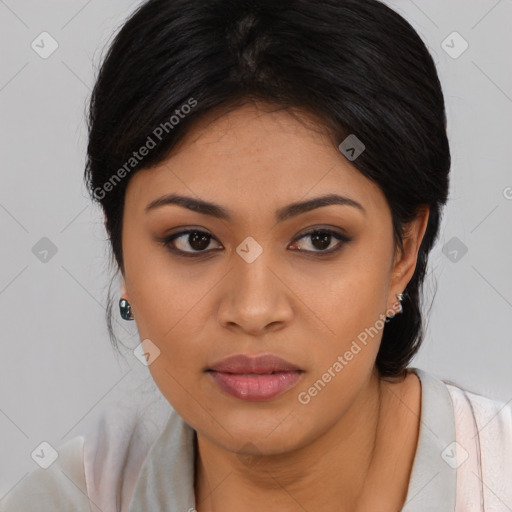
[159, 228, 351, 258]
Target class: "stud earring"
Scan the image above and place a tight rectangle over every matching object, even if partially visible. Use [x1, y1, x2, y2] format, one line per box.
[119, 298, 134, 321]
[385, 292, 405, 321]
[396, 292, 405, 314]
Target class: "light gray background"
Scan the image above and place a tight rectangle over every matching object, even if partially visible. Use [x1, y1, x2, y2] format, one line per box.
[1, 0, 511, 496]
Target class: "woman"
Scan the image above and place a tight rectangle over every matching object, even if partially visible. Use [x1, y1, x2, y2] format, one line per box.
[1, 0, 511, 511]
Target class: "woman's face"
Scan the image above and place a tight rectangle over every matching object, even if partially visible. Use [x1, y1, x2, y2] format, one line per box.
[121, 102, 427, 455]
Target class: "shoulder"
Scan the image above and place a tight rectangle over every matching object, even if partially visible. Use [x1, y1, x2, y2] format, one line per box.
[443, 379, 512, 438]
[0, 436, 90, 512]
[442, 378, 512, 507]
[83, 399, 172, 511]
[412, 367, 512, 437]
[0, 399, 172, 512]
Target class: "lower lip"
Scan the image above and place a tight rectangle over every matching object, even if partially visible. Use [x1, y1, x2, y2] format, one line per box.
[208, 370, 304, 401]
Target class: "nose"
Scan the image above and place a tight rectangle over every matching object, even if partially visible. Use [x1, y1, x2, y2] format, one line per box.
[216, 249, 294, 336]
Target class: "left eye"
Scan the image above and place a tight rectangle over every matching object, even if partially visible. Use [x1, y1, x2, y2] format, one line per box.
[290, 229, 350, 254]
[160, 228, 349, 257]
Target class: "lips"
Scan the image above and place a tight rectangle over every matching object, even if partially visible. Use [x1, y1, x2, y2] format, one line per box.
[206, 354, 304, 401]
[207, 353, 302, 374]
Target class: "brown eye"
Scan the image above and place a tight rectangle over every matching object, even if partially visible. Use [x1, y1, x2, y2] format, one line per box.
[160, 227, 350, 259]
[163, 229, 222, 256]
[290, 229, 350, 254]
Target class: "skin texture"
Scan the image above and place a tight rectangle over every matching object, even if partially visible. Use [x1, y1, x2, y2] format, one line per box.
[120, 101, 429, 511]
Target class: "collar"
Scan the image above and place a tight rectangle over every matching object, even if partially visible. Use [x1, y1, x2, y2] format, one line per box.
[401, 367, 457, 511]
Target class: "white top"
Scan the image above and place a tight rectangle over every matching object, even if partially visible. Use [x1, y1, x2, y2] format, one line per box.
[1, 367, 511, 511]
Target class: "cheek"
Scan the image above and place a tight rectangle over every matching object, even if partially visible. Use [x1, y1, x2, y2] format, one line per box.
[330, 274, 389, 343]
[123, 226, 212, 338]
[293, 276, 389, 426]
[305, 246, 392, 345]
[122, 234, 219, 406]
[298, 289, 384, 397]
[294, 240, 393, 390]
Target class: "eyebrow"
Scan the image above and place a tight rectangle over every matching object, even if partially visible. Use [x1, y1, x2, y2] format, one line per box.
[145, 193, 366, 222]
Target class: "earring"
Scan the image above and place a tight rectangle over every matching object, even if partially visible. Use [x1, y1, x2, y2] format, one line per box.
[396, 292, 405, 314]
[119, 298, 134, 321]
[385, 292, 405, 321]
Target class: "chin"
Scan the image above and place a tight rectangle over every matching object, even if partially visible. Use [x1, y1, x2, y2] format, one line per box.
[197, 406, 314, 455]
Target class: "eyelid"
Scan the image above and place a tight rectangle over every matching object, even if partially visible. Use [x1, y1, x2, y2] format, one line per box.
[294, 224, 350, 239]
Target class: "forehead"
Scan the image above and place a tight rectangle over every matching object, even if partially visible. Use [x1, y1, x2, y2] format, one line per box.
[124, 102, 387, 219]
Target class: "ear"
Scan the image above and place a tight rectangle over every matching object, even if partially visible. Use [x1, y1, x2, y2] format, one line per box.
[387, 206, 430, 311]
[120, 278, 130, 301]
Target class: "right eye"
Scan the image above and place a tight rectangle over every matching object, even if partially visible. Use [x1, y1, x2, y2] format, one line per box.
[160, 229, 223, 257]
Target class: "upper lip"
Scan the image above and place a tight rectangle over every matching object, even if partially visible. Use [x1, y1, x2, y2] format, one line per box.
[207, 354, 303, 374]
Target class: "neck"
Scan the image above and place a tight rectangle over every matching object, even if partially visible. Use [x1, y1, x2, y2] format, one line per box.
[194, 369, 390, 512]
